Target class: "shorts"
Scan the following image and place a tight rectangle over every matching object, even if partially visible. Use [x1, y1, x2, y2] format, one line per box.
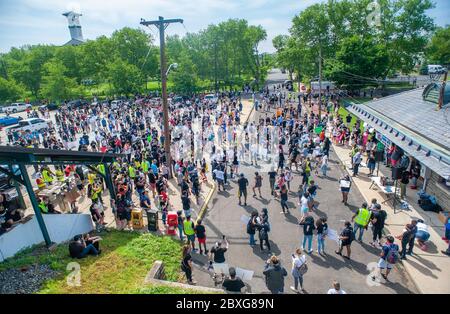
[416, 230, 430, 242]
[217, 179, 224, 185]
[187, 234, 195, 242]
[118, 211, 131, 221]
[378, 258, 393, 269]
[198, 237, 206, 244]
[239, 189, 247, 198]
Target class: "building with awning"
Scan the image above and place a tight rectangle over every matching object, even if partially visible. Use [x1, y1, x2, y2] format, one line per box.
[346, 82, 450, 208]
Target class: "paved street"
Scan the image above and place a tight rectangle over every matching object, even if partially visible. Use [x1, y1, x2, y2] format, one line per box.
[197, 69, 418, 294]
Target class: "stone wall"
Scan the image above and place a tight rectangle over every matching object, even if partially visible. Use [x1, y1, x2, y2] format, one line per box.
[426, 171, 450, 211]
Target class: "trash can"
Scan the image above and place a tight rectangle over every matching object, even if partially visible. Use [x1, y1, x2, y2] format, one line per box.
[146, 209, 158, 231]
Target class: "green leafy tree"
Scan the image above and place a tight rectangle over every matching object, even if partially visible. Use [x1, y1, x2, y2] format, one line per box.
[325, 35, 389, 90]
[108, 58, 144, 95]
[172, 55, 199, 95]
[40, 60, 81, 102]
[0, 77, 25, 102]
[426, 25, 450, 65]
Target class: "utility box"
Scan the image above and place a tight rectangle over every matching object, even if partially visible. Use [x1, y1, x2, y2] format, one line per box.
[131, 208, 144, 229]
[146, 209, 158, 232]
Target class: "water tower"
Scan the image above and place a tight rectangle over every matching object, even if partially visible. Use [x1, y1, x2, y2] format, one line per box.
[62, 11, 84, 46]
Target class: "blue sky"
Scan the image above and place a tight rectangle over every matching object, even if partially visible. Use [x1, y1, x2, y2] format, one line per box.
[0, 0, 448, 53]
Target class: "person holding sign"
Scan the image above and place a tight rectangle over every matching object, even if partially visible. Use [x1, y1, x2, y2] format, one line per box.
[339, 175, 352, 205]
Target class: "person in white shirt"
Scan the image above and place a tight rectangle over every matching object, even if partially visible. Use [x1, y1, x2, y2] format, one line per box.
[290, 248, 307, 293]
[327, 281, 346, 294]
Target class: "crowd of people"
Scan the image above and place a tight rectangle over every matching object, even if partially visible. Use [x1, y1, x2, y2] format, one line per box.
[1, 81, 448, 294]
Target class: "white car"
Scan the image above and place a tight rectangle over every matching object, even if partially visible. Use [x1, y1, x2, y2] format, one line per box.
[428, 65, 447, 74]
[0, 103, 32, 113]
[8, 118, 51, 133]
[204, 94, 218, 103]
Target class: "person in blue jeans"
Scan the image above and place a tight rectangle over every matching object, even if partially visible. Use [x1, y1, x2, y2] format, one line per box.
[247, 211, 258, 245]
[316, 217, 328, 254]
[300, 216, 315, 253]
[69, 234, 101, 259]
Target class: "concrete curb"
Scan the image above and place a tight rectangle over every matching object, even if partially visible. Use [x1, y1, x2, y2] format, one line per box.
[196, 183, 217, 223]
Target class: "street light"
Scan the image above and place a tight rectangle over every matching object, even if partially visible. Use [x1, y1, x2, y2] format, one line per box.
[166, 63, 178, 77]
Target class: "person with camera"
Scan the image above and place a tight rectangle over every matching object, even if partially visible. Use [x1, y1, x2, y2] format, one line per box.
[209, 235, 229, 282]
[263, 255, 288, 294]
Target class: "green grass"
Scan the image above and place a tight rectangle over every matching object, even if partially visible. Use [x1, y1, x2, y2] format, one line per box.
[0, 230, 184, 294]
[137, 285, 218, 294]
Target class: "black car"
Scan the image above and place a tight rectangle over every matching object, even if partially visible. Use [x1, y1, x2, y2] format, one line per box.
[67, 99, 89, 109]
[39, 103, 59, 112]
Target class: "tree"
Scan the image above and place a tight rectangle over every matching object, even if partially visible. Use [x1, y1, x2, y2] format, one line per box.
[40, 60, 81, 102]
[0, 77, 25, 102]
[326, 35, 389, 90]
[172, 55, 199, 95]
[108, 58, 144, 95]
[426, 25, 450, 65]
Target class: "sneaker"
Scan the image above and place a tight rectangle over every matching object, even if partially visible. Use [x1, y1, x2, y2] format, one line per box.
[308, 250, 313, 254]
[290, 286, 299, 293]
[244, 203, 247, 206]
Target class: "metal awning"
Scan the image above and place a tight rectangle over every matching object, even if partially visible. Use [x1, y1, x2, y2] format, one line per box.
[0, 145, 123, 165]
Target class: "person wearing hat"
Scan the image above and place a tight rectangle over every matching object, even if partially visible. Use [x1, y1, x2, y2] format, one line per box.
[237, 173, 249, 206]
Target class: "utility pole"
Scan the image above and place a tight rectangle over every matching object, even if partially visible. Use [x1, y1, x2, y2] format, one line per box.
[318, 46, 322, 120]
[141, 16, 183, 178]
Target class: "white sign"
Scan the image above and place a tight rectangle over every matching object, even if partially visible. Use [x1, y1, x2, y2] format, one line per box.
[240, 215, 250, 225]
[327, 229, 339, 243]
[235, 267, 254, 281]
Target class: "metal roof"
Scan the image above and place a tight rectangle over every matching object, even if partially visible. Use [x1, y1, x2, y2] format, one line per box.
[0, 145, 122, 165]
[347, 87, 450, 178]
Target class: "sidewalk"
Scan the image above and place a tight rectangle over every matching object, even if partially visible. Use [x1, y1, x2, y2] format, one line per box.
[332, 143, 450, 294]
[304, 100, 449, 293]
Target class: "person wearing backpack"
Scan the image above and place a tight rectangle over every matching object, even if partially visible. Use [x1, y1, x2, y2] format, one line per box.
[290, 248, 307, 293]
[257, 216, 271, 252]
[374, 235, 399, 281]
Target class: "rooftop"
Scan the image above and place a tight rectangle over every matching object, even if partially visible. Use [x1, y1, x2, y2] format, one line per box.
[347, 85, 450, 178]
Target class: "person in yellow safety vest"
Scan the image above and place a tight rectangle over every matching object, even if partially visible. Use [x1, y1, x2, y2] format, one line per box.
[96, 164, 106, 176]
[55, 168, 65, 182]
[134, 159, 141, 169]
[351, 202, 371, 242]
[42, 167, 54, 185]
[35, 172, 46, 189]
[183, 215, 196, 250]
[128, 165, 136, 179]
[38, 199, 49, 214]
[88, 172, 97, 185]
[113, 161, 120, 171]
[89, 182, 102, 203]
[141, 160, 150, 174]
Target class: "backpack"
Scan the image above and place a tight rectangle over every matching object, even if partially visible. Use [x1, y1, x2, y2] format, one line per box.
[265, 221, 271, 233]
[385, 244, 400, 264]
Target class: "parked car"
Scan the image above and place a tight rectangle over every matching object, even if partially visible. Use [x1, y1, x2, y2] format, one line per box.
[0, 115, 23, 127]
[428, 65, 447, 74]
[0, 103, 32, 114]
[7, 118, 51, 133]
[38, 103, 59, 112]
[67, 99, 89, 110]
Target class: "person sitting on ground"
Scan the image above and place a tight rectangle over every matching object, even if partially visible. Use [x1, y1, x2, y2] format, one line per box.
[222, 267, 246, 293]
[69, 234, 101, 259]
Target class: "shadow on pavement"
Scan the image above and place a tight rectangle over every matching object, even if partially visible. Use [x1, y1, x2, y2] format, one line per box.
[284, 212, 299, 225]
